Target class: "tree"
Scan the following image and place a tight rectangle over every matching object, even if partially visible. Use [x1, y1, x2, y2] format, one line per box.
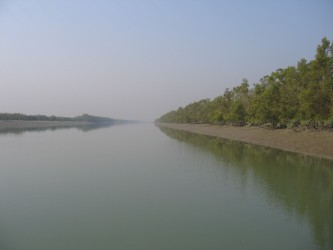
[156, 37, 333, 128]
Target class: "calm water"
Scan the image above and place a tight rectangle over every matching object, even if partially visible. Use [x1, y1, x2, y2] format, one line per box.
[0, 123, 332, 250]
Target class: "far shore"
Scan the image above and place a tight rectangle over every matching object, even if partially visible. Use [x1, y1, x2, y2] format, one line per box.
[0, 120, 96, 129]
[157, 123, 333, 161]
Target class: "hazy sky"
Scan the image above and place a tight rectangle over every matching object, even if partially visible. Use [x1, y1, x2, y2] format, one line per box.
[1, 0, 332, 121]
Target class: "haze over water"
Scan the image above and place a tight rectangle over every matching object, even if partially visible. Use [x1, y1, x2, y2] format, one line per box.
[0, 124, 332, 250]
[1, 1, 333, 248]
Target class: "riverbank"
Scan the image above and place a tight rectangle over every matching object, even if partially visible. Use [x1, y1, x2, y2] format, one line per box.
[157, 123, 333, 161]
[0, 120, 94, 129]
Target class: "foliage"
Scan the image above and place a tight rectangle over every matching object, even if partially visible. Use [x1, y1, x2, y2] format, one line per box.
[156, 38, 333, 128]
[0, 113, 116, 123]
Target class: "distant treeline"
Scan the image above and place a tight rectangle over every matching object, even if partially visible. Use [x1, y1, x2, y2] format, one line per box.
[0, 113, 117, 123]
[157, 38, 333, 128]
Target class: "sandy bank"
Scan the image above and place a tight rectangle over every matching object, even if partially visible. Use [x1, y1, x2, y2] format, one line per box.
[157, 123, 333, 161]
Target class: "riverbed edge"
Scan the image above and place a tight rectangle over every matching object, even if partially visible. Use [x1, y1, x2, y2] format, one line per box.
[156, 123, 333, 161]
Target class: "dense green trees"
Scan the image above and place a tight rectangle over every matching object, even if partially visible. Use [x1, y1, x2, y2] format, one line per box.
[157, 38, 333, 128]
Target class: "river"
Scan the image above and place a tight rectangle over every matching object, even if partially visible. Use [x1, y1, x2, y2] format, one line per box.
[0, 123, 332, 249]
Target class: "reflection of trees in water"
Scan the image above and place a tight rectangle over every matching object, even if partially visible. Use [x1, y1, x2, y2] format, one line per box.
[159, 126, 333, 249]
[0, 123, 115, 135]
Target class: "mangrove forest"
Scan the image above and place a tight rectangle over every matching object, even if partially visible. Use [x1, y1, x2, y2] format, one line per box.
[157, 38, 333, 128]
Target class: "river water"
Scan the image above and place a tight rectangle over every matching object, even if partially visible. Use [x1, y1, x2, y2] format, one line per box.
[0, 123, 332, 250]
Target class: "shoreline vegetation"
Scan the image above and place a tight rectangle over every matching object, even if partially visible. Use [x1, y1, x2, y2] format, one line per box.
[156, 38, 333, 129]
[0, 113, 136, 131]
[156, 123, 333, 161]
[156, 38, 333, 160]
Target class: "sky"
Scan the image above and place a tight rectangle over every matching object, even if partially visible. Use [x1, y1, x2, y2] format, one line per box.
[0, 0, 332, 121]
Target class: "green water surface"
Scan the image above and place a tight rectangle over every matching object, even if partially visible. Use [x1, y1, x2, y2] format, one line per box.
[0, 124, 332, 250]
